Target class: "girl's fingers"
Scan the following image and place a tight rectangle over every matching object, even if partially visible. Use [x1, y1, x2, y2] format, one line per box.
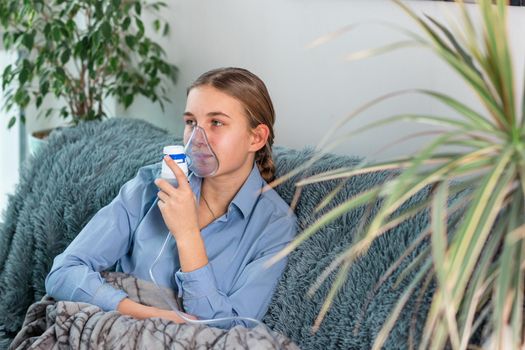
[157, 191, 169, 203]
[154, 178, 177, 196]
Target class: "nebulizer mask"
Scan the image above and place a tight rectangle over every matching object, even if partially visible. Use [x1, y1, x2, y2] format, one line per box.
[150, 124, 282, 346]
[184, 125, 220, 178]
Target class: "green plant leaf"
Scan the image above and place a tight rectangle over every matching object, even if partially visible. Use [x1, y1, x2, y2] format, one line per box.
[35, 95, 43, 108]
[18, 68, 29, 85]
[423, 151, 516, 348]
[101, 21, 112, 39]
[60, 49, 70, 64]
[449, 153, 515, 296]
[43, 22, 52, 39]
[2, 32, 12, 49]
[134, 1, 142, 16]
[7, 116, 16, 129]
[424, 15, 481, 78]
[125, 35, 135, 49]
[430, 182, 461, 349]
[2, 64, 12, 88]
[122, 17, 131, 31]
[40, 80, 49, 96]
[22, 31, 34, 50]
[419, 90, 497, 132]
[457, 227, 502, 348]
[493, 191, 523, 348]
[123, 94, 134, 108]
[153, 19, 160, 32]
[135, 17, 145, 38]
[52, 25, 61, 42]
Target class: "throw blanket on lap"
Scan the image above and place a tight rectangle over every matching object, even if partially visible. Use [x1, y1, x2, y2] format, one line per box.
[10, 272, 297, 350]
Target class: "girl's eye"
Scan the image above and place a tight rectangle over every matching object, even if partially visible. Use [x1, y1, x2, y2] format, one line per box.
[185, 119, 196, 126]
[211, 120, 223, 127]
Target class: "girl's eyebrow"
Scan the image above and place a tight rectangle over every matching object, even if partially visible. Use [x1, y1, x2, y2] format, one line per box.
[183, 111, 232, 119]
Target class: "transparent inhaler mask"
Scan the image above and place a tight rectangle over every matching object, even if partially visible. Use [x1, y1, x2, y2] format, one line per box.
[184, 125, 219, 178]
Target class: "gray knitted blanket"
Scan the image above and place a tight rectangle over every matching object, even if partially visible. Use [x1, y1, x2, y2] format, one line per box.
[9, 272, 297, 350]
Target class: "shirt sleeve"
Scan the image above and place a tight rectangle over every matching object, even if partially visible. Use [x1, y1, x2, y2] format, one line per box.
[45, 165, 157, 311]
[174, 214, 297, 327]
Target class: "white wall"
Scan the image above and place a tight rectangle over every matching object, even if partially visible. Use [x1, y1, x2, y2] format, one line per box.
[13, 0, 525, 161]
[118, 0, 525, 161]
[0, 51, 19, 214]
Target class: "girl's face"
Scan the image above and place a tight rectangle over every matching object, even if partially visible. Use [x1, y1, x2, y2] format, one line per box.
[183, 85, 263, 178]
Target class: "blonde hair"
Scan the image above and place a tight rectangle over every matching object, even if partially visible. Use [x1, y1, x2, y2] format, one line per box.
[187, 67, 276, 182]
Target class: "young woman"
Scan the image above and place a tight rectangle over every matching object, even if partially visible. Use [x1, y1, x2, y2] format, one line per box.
[45, 67, 297, 326]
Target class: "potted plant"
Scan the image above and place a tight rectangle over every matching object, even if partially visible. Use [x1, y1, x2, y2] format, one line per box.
[270, 0, 524, 348]
[0, 0, 177, 152]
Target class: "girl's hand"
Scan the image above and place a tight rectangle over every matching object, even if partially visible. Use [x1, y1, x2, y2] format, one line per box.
[118, 298, 197, 324]
[155, 155, 199, 239]
[156, 308, 198, 324]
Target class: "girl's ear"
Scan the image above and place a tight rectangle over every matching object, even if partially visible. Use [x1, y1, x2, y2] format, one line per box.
[249, 124, 270, 152]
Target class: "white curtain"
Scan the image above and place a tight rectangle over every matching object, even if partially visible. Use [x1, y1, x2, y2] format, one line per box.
[0, 50, 20, 214]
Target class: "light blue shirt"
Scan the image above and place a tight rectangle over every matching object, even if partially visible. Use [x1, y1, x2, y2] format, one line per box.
[45, 162, 297, 326]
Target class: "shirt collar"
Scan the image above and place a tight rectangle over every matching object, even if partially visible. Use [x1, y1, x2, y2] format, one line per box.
[189, 163, 264, 220]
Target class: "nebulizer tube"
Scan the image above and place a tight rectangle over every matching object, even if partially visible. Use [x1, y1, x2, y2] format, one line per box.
[149, 125, 283, 348]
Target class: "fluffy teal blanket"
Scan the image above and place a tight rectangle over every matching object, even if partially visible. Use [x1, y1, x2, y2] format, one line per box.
[0, 118, 435, 349]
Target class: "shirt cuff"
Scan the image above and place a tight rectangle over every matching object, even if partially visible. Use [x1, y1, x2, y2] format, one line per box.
[174, 263, 219, 299]
[90, 283, 128, 311]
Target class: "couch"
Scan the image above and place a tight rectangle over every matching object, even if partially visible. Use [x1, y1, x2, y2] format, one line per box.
[0, 118, 436, 349]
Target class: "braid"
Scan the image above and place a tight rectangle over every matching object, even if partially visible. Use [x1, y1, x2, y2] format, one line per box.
[256, 144, 276, 183]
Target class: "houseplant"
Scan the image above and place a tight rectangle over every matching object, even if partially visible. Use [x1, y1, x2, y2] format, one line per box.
[269, 0, 524, 349]
[0, 0, 177, 136]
